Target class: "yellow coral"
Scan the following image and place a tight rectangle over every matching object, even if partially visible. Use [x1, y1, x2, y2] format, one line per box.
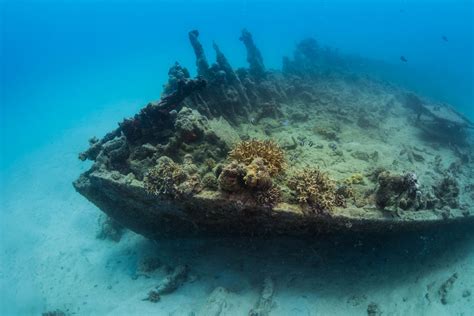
[229, 139, 285, 176]
[288, 168, 345, 213]
[243, 158, 272, 190]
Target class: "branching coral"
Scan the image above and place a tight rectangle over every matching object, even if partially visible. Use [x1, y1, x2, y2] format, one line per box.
[144, 157, 184, 196]
[253, 185, 282, 209]
[217, 159, 281, 208]
[215, 139, 286, 208]
[288, 168, 345, 213]
[229, 139, 285, 176]
[144, 156, 201, 198]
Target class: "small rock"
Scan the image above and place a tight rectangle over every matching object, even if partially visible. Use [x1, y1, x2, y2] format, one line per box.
[367, 302, 382, 316]
[155, 265, 189, 295]
[143, 290, 161, 303]
[351, 151, 370, 162]
[249, 277, 275, 316]
[439, 272, 458, 305]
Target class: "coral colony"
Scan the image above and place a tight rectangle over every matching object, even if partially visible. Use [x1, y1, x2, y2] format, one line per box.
[74, 29, 474, 238]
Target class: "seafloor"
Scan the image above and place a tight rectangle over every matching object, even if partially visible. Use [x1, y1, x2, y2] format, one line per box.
[2, 144, 474, 315]
[2, 30, 474, 315]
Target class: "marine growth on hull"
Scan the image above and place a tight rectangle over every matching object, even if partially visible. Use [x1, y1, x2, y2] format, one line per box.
[74, 29, 474, 238]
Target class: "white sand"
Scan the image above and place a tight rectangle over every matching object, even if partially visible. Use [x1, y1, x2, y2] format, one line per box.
[1, 106, 473, 316]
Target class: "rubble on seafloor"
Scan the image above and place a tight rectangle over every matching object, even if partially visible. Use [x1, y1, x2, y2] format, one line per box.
[73, 29, 474, 238]
[142, 265, 189, 303]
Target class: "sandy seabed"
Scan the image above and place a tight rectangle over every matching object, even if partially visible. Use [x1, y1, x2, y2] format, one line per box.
[1, 106, 473, 316]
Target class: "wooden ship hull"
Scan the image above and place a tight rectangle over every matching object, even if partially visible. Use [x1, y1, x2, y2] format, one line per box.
[74, 169, 474, 239]
[74, 30, 474, 239]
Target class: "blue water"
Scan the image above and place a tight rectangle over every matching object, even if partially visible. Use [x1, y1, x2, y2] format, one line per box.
[1, 0, 473, 314]
[1, 0, 473, 169]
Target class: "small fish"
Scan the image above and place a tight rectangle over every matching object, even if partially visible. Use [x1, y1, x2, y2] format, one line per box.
[442, 35, 448, 42]
[308, 140, 314, 147]
[400, 56, 408, 62]
[299, 140, 305, 146]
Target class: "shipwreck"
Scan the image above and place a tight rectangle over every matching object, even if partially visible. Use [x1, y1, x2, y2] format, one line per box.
[74, 30, 474, 239]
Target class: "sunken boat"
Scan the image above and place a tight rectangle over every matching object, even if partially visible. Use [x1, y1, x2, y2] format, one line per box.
[74, 30, 474, 239]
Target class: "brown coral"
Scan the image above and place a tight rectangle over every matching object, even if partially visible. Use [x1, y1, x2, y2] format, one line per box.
[218, 158, 273, 192]
[243, 158, 273, 190]
[144, 156, 201, 198]
[288, 168, 344, 213]
[218, 161, 246, 192]
[374, 171, 422, 210]
[253, 185, 281, 209]
[229, 139, 285, 176]
[144, 157, 184, 196]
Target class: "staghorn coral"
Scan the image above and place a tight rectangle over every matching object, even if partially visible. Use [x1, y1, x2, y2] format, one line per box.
[229, 139, 286, 176]
[288, 168, 345, 213]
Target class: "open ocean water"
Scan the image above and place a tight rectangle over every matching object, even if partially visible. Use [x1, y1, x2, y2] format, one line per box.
[1, 0, 473, 315]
